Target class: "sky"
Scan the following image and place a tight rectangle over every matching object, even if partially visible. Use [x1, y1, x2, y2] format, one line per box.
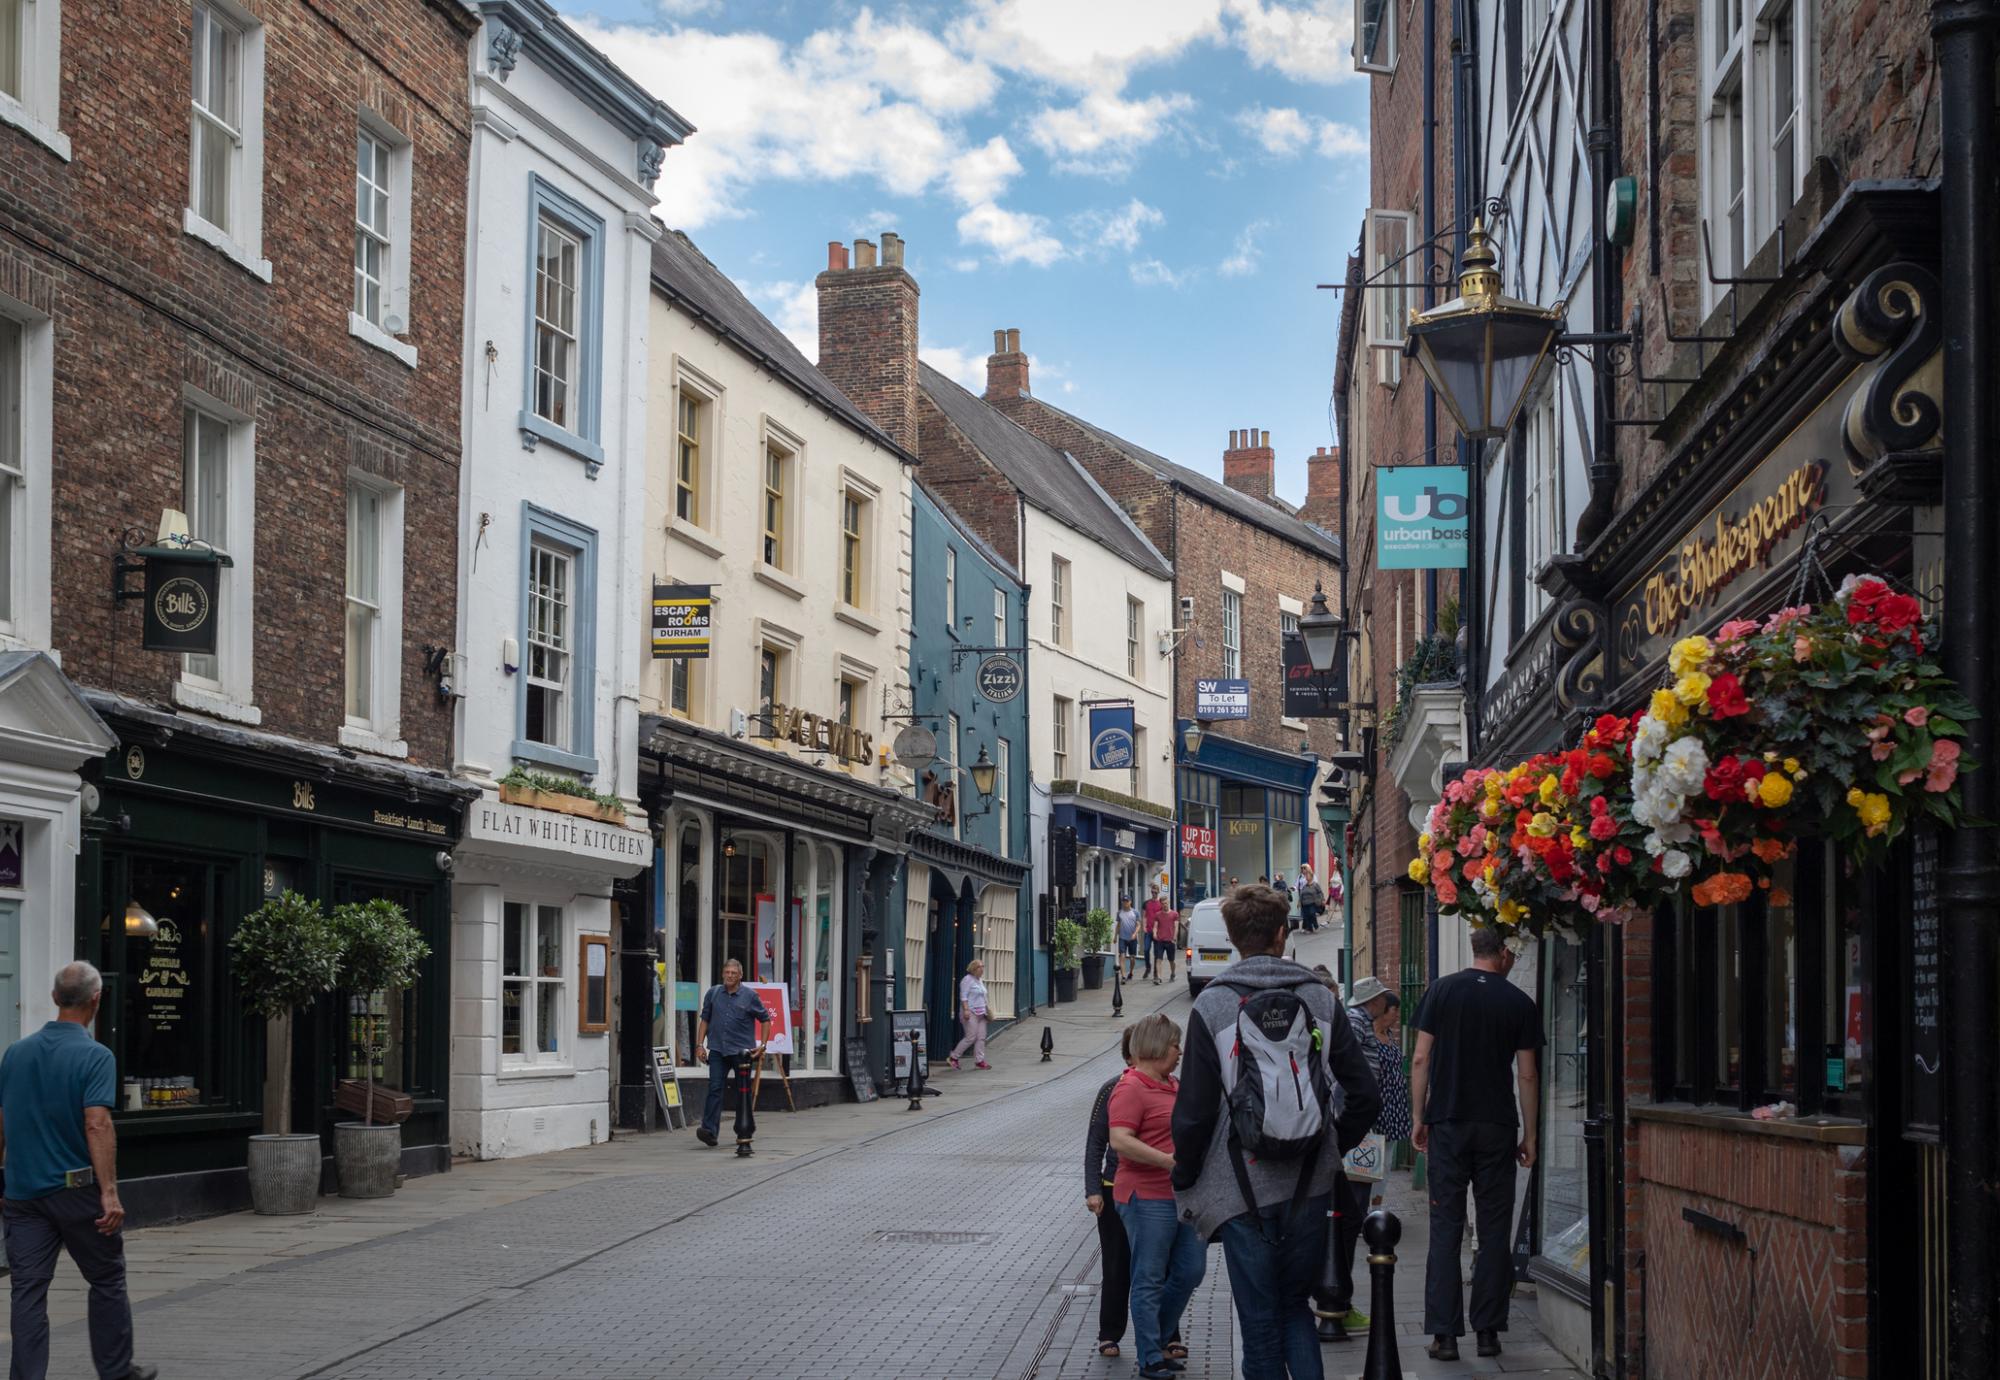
[571, 0, 1372, 504]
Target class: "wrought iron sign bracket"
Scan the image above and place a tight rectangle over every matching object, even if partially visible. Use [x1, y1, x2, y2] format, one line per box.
[950, 643, 1027, 669]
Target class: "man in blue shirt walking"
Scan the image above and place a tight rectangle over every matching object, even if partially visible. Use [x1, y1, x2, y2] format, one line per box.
[692, 958, 771, 1151]
[0, 961, 156, 1380]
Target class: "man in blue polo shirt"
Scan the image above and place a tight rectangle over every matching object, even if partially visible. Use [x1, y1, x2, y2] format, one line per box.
[0, 961, 156, 1380]
[693, 958, 771, 1150]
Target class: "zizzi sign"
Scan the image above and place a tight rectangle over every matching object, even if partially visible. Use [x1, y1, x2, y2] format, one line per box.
[1376, 465, 1470, 569]
[766, 703, 876, 765]
[975, 654, 1022, 703]
[141, 555, 221, 654]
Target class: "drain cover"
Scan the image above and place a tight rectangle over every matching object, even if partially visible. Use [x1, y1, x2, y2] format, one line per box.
[865, 1230, 998, 1245]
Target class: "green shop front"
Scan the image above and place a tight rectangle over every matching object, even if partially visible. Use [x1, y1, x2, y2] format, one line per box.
[79, 695, 472, 1225]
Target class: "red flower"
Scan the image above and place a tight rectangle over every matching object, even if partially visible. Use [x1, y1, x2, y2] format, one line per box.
[1590, 713, 1630, 745]
[1614, 846, 1634, 866]
[1589, 813, 1620, 841]
[1588, 752, 1618, 780]
[1875, 592, 1922, 634]
[1706, 672, 1751, 719]
[1704, 756, 1748, 804]
[1590, 795, 1610, 816]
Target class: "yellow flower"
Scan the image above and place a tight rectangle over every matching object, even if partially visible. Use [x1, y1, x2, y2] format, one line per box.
[1480, 798, 1501, 819]
[1538, 774, 1562, 805]
[1669, 636, 1713, 675]
[1570, 827, 1590, 849]
[1408, 856, 1430, 884]
[1497, 899, 1528, 927]
[1650, 688, 1689, 728]
[1675, 671, 1713, 707]
[1527, 812, 1559, 838]
[1757, 772, 1794, 808]
[1846, 786, 1866, 808]
[1418, 832, 1433, 852]
[1484, 775, 1505, 799]
[1783, 757, 1801, 775]
[1855, 791, 1892, 836]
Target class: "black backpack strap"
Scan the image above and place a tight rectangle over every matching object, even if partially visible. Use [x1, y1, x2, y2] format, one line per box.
[1227, 1129, 1261, 1225]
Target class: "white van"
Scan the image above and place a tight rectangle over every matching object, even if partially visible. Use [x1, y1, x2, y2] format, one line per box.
[1183, 898, 1238, 995]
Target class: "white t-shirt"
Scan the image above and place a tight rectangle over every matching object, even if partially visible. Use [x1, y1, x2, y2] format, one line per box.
[959, 973, 989, 1016]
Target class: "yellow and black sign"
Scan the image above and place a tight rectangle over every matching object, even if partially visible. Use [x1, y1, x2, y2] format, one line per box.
[651, 583, 712, 659]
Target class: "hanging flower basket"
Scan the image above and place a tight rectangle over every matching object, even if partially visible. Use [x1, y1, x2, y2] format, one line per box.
[1411, 575, 1977, 940]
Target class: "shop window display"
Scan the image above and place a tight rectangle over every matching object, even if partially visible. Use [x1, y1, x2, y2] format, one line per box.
[115, 856, 222, 1111]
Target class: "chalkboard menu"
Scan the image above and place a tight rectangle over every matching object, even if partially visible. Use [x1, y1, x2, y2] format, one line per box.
[1905, 825, 1942, 1141]
[844, 1036, 879, 1103]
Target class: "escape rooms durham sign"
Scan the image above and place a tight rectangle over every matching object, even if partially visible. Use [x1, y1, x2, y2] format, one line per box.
[1612, 372, 1860, 678]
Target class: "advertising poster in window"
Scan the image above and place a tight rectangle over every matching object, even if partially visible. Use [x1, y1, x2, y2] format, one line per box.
[1376, 465, 1470, 569]
[746, 981, 795, 1055]
[650, 583, 712, 659]
[1087, 703, 1135, 769]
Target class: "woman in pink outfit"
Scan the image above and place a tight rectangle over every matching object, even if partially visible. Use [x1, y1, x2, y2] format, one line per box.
[949, 959, 991, 1068]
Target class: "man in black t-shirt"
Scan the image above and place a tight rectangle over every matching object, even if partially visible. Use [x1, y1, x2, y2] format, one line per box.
[1408, 926, 1544, 1361]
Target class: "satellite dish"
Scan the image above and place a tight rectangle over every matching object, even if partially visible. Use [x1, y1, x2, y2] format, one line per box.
[893, 725, 937, 774]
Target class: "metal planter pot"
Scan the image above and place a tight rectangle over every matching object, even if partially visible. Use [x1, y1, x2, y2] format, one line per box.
[334, 1122, 402, 1199]
[247, 1133, 321, 1216]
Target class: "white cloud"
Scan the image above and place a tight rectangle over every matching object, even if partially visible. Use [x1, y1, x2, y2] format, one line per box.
[950, 0, 1225, 91]
[1088, 198, 1166, 251]
[948, 136, 1025, 205]
[1224, 0, 1359, 84]
[950, 258, 982, 272]
[957, 202, 1065, 266]
[1236, 105, 1370, 161]
[1219, 219, 1271, 276]
[921, 344, 991, 392]
[1029, 91, 1196, 175]
[1130, 257, 1191, 288]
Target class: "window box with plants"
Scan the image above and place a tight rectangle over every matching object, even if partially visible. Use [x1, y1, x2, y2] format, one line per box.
[1080, 907, 1114, 990]
[497, 767, 627, 826]
[1050, 916, 1082, 1003]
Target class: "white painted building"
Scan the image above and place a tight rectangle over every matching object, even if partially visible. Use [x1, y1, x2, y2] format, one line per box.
[637, 229, 926, 1104]
[448, 0, 691, 1160]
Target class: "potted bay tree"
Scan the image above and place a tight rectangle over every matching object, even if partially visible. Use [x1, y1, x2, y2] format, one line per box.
[1080, 908, 1114, 990]
[229, 890, 343, 1215]
[330, 898, 430, 1199]
[1050, 917, 1082, 1003]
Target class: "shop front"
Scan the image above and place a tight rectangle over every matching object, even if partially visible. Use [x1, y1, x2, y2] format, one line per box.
[78, 694, 473, 1226]
[631, 714, 927, 1118]
[898, 832, 1032, 1060]
[1175, 727, 1316, 904]
[1541, 184, 1941, 1376]
[1050, 783, 1171, 915]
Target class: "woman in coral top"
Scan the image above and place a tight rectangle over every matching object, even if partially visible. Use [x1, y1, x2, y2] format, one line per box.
[1107, 1013, 1205, 1379]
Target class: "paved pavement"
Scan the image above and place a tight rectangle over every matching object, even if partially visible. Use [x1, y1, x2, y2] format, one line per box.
[2, 929, 1586, 1379]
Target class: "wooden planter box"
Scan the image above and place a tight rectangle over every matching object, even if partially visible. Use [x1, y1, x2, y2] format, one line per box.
[334, 1078, 413, 1125]
[498, 782, 627, 827]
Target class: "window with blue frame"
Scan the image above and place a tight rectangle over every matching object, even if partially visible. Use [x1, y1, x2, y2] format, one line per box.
[515, 503, 598, 773]
[520, 176, 605, 469]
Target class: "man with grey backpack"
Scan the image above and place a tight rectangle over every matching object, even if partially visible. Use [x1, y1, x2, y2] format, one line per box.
[1171, 885, 1380, 1380]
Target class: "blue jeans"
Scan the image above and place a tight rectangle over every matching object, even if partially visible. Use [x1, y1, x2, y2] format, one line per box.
[701, 1051, 753, 1138]
[1219, 1193, 1330, 1380]
[1117, 1194, 1205, 1368]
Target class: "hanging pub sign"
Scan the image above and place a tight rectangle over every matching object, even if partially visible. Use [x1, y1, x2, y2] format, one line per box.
[1194, 678, 1250, 720]
[650, 583, 712, 659]
[140, 549, 228, 654]
[1087, 703, 1135, 770]
[1376, 465, 1470, 569]
[1281, 634, 1345, 717]
[975, 653, 1023, 703]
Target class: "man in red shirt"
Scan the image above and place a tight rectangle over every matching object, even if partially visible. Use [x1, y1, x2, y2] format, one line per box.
[1140, 886, 1166, 979]
[1148, 900, 1179, 985]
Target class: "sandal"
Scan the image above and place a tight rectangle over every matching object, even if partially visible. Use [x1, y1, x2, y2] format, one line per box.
[1165, 1341, 1189, 1359]
[1097, 1341, 1120, 1358]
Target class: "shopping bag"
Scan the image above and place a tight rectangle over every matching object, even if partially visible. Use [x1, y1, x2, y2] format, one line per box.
[1341, 1132, 1387, 1183]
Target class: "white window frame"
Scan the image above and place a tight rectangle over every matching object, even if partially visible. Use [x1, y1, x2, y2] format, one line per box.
[500, 900, 568, 1070]
[1052, 695, 1071, 780]
[1354, 0, 1397, 73]
[944, 545, 958, 633]
[175, 391, 258, 724]
[0, 302, 51, 649]
[1520, 390, 1563, 626]
[1050, 556, 1070, 647]
[944, 712, 961, 839]
[1126, 596, 1143, 680]
[753, 421, 804, 589]
[1280, 598, 1306, 730]
[184, 0, 269, 282]
[1365, 208, 1416, 385]
[839, 485, 870, 612]
[666, 362, 723, 553]
[996, 737, 1011, 856]
[1700, 0, 1812, 310]
[341, 475, 405, 757]
[349, 112, 415, 366]
[532, 215, 583, 434]
[0, 0, 67, 160]
[523, 539, 574, 754]
[992, 586, 1006, 647]
[1221, 586, 1244, 680]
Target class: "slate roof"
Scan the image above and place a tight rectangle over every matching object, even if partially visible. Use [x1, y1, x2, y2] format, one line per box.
[918, 364, 1172, 580]
[1029, 400, 1344, 563]
[649, 230, 914, 464]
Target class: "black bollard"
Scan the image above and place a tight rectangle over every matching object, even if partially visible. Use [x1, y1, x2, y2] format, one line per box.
[1040, 1025, 1054, 1062]
[733, 1056, 756, 1156]
[1360, 1209, 1403, 1380]
[905, 1033, 927, 1111]
[1111, 957, 1124, 1018]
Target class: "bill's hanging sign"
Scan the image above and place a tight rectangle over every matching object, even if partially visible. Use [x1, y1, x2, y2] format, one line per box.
[650, 583, 712, 659]
[1087, 703, 1136, 770]
[1376, 465, 1470, 569]
[141, 550, 229, 654]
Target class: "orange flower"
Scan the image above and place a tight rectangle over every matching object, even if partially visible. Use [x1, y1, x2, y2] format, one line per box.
[1769, 888, 1793, 908]
[1750, 837, 1792, 864]
[1691, 872, 1754, 908]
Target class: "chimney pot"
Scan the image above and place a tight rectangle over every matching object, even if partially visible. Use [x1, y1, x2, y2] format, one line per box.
[985, 327, 1031, 400]
[855, 238, 878, 268]
[881, 232, 904, 266]
[1007, 328, 1021, 353]
[1229, 430, 1238, 448]
[994, 328, 1008, 353]
[828, 240, 849, 272]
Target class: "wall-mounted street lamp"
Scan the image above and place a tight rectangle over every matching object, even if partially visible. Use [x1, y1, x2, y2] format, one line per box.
[1298, 581, 1344, 675]
[967, 744, 998, 799]
[1182, 719, 1207, 758]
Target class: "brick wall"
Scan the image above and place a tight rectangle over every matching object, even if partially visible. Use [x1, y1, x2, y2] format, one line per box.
[914, 394, 1022, 569]
[14, 0, 473, 765]
[1632, 1121, 1868, 1380]
[815, 235, 921, 454]
[991, 384, 1179, 554]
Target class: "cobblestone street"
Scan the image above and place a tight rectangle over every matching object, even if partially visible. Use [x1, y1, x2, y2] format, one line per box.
[4, 946, 1581, 1379]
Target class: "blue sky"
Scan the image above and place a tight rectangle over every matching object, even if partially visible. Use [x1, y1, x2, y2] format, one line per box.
[573, 0, 1371, 503]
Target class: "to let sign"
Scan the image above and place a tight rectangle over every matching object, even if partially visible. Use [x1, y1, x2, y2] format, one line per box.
[1195, 679, 1250, 720]
[1181, 824, 1217, 860]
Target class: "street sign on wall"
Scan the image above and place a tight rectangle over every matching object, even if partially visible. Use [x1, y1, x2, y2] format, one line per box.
[976, 653, 1023, 702]
[650, 583, 713, 658]
[1377, 465, 1470, 569]
[1194, 679, 1250, 720]
[1088, 704, 1135, 769]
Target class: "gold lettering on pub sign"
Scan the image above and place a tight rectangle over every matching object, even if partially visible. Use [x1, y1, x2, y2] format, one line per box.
[292, 781, 317, 811]
[1641, 461, 1827, 640]
[767, 703, 876, 764]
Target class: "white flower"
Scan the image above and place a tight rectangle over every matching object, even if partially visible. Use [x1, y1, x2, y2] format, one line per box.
[1658, 737, 1710, 795]
[1660, 849, 1692, 879]
[1632, 764, 1655, 799]
[1504, 933, 1529, 955]
[1632, 716, 1671, 766]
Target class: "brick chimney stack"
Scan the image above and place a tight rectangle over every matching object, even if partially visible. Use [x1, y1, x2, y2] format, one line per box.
[815, 231, 920, 452]
[1222, 428, 1276, 502]
[985, 327, 1030, 400]
[1300, 445, 1342, 530]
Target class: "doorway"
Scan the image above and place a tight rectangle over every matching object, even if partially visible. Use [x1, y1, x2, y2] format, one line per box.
[0, 899, 18, 1051]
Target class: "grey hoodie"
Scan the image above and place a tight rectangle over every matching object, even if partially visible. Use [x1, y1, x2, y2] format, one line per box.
[1169, 954, 1381, 1241]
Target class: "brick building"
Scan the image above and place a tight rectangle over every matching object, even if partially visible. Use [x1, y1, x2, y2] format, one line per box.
[0, 0, 479, 1220]
[981, 336, 1346, 908]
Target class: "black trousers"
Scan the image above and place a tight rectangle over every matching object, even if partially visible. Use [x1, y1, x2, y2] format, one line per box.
[5, 1187, 135, 1380]
[1316, 1170, 1370, 1314]
[1093, 1192, 1179, 1349]
[1423, 1120, 1519, 1338]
